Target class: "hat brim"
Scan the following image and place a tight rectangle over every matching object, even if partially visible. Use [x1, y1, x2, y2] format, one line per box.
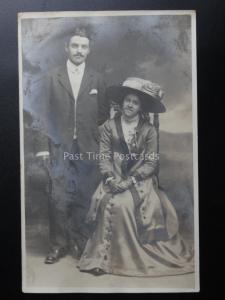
[106, 86, 166, 113]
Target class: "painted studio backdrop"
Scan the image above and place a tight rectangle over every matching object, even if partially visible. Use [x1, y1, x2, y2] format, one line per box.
[21, 14, 194, 269]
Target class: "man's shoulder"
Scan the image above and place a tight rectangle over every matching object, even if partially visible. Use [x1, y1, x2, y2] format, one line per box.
[47, 65, 66, 77]
[86, 66, 103, 79]
[39, 65, 66, 88]
[43, 64, 103, 82]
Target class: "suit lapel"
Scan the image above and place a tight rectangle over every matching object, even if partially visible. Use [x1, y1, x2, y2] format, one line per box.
[57, 65, 94, 101]
[57, 66, 74, 100]
[77, 67, 94, 99]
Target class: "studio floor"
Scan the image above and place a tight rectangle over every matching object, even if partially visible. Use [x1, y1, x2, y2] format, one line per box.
[24, 254, 196, 293]
[22, 223, 197, 293]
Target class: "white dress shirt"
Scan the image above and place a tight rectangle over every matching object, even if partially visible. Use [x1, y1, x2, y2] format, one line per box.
[66, 59, 85, 139]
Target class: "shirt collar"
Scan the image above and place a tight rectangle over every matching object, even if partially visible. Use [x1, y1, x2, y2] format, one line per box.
[67, 59, 85, 74]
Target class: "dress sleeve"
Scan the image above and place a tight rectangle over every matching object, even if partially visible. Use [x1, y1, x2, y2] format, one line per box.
[99, 120, 115, 180]
[131, 126, 158, 181]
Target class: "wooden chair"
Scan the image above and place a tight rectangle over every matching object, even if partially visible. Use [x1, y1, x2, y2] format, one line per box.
[147, 113, 160, 185]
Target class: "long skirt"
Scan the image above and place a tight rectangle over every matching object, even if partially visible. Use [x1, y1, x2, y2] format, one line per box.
[78, 187, 194, 277]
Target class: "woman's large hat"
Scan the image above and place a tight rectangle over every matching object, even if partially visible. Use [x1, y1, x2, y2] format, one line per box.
[106, 77, 166, 113]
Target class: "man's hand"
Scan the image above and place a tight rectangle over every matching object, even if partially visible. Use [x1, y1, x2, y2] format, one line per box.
[35, 151, 50, 166]
[27, 152, 50, 188]
[36, 151, 50, 160]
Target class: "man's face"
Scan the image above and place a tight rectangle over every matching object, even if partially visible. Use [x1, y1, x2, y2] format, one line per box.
[122, 93, 141, 118]
[66, 35, 90, 65]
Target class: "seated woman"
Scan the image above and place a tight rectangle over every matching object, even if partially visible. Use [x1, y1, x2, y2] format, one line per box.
[78, 77, 194, 277]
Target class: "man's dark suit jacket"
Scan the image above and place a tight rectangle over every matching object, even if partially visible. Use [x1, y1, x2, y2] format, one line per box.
[38, 64, 108, 155]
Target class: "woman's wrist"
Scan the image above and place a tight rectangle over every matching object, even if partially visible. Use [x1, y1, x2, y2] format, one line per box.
[103, 172, 115, 184]
[105, 177, 115, 184]
[130, 176, 137, 185]
[131, 171, 142, 182]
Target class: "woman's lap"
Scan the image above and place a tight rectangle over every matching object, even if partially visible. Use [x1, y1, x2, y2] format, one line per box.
[78, 188, 194, 276]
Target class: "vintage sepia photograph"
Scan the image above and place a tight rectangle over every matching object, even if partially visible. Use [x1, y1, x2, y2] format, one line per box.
[18, 10, 199, 292]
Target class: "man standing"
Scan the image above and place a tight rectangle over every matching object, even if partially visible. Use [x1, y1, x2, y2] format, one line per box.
[36, 27, 109, 264]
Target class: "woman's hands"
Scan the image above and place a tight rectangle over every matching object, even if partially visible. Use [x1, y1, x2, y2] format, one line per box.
[107, 178, 123, 193]
[106, 177, 134, 194]
[117, 177, 133, 192]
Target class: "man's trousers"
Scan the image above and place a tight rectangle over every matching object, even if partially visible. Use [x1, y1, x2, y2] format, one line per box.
[47, 139, 100, 252]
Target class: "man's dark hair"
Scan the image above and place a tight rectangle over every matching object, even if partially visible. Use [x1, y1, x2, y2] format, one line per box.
[69, 26, 92, 40]
[65, 25, 93, 46]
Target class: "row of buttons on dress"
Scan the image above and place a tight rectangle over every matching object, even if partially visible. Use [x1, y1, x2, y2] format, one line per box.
[132, 184, 147, 222]
[102, 196, 115, 262]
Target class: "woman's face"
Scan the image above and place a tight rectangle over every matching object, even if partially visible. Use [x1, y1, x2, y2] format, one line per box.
[122, 93, 141, 118]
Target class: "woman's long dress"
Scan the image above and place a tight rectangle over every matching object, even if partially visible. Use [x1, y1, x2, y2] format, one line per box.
[78, 116, 194, 277]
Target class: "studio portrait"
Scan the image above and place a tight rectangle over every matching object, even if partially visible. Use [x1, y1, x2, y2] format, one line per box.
[19, 11, 199, 292]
